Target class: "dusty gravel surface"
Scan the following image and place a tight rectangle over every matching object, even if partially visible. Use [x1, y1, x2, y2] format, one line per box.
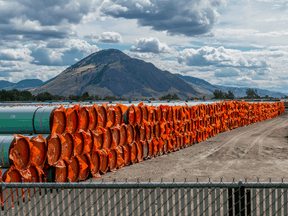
[91, 109, 288, 183]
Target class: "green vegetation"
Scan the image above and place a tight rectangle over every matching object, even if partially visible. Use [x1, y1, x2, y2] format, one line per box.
[0, 89, 180, 102]
[2, 88, 283, 102]
[0, 89, 128, 102]
[239, 88, 279, 100]
[0, 89, 35, 101]
[160, 93, 180, 100]
[245, 88, 260, 99]
[35, 92, 66, 101]
[187, 97, 202, 100]
[212, 88, 282, 100]
[67, 92, 127, 102]
[212, 89, 235, 100]
[225, 90, 235, 100]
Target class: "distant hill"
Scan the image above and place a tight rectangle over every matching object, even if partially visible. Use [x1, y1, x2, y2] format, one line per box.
[0, 80, 13, 89]
[215, 86, 287, 98]
[0, 79, 43, 91]
[176, 74, 287, 98]
[174, 74, 215, 97]
[31, 49, 203, 99]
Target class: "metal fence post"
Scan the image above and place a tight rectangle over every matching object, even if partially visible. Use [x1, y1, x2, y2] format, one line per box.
[234, 182, 240, 216]
[235, 180, 245, 216]
[240, 181, 245, 216]
[228, 188, 233, 216]
[246, 190, 251, 216]
[2, 186, 8, 214]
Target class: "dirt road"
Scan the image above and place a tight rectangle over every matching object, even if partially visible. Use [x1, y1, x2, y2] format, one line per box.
[92, 110, 288, 183]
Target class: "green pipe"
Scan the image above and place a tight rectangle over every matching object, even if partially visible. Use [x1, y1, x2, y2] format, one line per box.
[0, 106, 39, 134]
[0, 106, 61, 134]
[34, 106, 56, 134]
[0, 136, 13, 168]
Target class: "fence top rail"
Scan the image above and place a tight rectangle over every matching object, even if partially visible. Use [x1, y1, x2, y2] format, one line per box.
[1, 181, 288, 189]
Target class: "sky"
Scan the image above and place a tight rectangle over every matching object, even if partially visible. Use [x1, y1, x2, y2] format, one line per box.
[0, 0, 288, 94]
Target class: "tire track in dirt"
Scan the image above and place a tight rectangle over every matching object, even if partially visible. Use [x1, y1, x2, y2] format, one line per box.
[241, 119, 288, 159]
[224, 117, 284, 159]
[210, 118, 288, 179]
[162, 117, 281, 179]
[197, 117, 280, 161]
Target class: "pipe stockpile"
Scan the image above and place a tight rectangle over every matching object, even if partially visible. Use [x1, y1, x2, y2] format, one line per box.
[0, 101, 285, 184]
[0, 106, 66, 134]
[0, 134, 46, 183]
[0, 104, 66, 184]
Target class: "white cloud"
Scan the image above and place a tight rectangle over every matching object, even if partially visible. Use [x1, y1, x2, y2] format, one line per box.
[177, 46, 267, 68]
[237, 76, 252, 81]
[0, 0, 103, 26]
[0, 0, 104, 42]
[99, 31, 123, 43]
[28, 39, 101, 66]
[130, 37, 171, 53]
[86, 31, 123, 43]
[0, 65, 67, 83]
[100, 0, 225, 36]
[214, 68, 239, 77]
[215, 28, 288, 39]
[0, 48, 33, 62]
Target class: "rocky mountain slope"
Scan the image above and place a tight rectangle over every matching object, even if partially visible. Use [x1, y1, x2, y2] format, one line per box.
[31, 49, 202, 99]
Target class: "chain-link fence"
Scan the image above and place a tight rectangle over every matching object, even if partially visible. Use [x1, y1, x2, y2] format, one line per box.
[1, 180, 288, 215]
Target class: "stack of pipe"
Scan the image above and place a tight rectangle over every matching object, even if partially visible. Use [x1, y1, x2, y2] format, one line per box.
[45, 103, 126, 182]
[0, 105, 66, 183]
[0, 101, 285, 183]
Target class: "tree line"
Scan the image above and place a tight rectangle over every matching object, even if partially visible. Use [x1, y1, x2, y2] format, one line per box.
[0, 88, 282, 102]
[0, 89, 158, 102]
[212, 90, 235, 100]
[212, 88, 281, 100]
[0, 89, 122, 102]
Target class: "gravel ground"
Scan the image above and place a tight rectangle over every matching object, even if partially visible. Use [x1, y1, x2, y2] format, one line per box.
[91, 109, 288, 183]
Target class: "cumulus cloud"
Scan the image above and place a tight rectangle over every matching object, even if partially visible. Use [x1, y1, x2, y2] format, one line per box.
[0, 61, 17, 68]
[217, 76, 258, 88]
[28, 39, 101, 66]
[214, 68, 240, 77]
[0, 61, 30, 73]
[237, 76, 253, 81]
[177, 46, 267, 68]
[100, 0, 225, 37]
[0, 0, 102, 26]
[130, 37, 171, 53]
[0, 65, 67, 83]
[85, 31, 123, 43]
[0, 48, 33, 62]
[215, 28, 288, 39]
[99, 31, 123, 43]
[0, 0, 103, 41]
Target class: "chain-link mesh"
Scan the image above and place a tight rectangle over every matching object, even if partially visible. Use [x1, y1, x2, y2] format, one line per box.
[1, 180, 288, 215]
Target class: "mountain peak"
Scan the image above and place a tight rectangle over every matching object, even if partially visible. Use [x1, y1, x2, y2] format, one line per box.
[31, 49, 203, 99]
[90, 48, 127, 57]
[70, 49, 130, 69]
